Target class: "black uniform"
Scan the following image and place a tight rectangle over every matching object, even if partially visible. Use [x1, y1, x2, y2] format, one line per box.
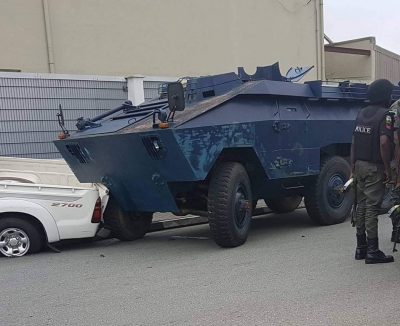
[353, 104, 394, 239]
[352, 78, 395, 264]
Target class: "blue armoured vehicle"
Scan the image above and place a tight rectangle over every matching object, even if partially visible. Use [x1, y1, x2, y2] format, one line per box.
[55, 63, 400, 247]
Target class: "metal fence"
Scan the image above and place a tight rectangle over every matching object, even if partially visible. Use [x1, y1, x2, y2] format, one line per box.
[0, 73, 177, 159]
[143, 80, 163, 101]
[0, 74, 128, 159]
[143, 77, 178, 100]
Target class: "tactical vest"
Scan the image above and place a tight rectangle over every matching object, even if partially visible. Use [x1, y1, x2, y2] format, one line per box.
[353, 106, 393, 163]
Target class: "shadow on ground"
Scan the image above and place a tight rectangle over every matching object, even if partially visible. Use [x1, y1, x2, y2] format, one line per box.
[49, 209, 323, 254]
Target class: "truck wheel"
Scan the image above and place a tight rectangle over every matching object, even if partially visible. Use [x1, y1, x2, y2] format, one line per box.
[305, 156, 352, 225]
[0, 217, 43, 257]
[264, 196, 302, 214]
[104, 197, 153, 241]
[208, 162, 252, 247]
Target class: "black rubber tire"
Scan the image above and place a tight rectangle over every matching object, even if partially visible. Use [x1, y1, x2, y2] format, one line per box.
[208, 162, 253, 248]
[104, 197, 153, 241]
[305, 156, 353, 225]
[0, 217, 44, 257]
[264, 196, 302, 214]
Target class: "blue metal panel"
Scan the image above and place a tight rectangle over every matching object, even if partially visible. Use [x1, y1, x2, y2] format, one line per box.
[242, 80, 314, 97]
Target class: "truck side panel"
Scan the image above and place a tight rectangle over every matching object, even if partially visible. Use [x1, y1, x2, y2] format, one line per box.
[0, 184, 101, 241]
[0, 199, 60, 242]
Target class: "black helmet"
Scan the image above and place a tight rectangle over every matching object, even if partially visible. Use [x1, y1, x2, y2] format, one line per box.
[367, 79, 393, 104]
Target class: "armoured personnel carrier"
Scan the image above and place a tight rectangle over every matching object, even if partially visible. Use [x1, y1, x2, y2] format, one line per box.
[55, 63, 400, 247]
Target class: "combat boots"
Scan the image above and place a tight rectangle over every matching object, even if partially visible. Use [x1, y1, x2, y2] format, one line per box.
[391, 215, 400, 243]
[391, 230, 400, 243]
[355, 233, 367, 260]
[365, 238, 394, 264]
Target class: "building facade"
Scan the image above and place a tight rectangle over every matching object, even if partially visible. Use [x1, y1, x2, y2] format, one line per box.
[325, 37, 400, 84]
[0, 0, 324, 80]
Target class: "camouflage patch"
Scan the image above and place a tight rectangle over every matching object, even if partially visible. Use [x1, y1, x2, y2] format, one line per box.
[394, 115, 400, 129]
[391, 100, 400, 129]
[386, 115, 393, 130]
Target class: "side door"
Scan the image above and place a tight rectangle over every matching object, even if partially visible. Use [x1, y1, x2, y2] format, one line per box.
[271, 98, 311, 177]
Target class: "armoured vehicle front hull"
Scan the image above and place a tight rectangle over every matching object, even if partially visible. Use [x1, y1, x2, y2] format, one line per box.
[55, 64, 400, 247]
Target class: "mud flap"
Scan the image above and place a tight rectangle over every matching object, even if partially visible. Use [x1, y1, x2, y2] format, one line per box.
[47, 242, 61, 253]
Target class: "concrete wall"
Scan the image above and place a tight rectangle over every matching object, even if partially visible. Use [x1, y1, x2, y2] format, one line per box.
[325, 37, 374, 83]
[0, 0, 324, 80]
[0, 0, 49, 73]
[325, 37, 400, 84]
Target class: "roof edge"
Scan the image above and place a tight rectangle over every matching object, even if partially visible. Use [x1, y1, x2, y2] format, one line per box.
[328, 36, 376, 47]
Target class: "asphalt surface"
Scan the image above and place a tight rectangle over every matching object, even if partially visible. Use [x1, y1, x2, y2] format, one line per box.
[1, 209, 400, 326]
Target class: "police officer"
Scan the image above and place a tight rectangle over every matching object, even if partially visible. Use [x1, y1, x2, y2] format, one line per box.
[351, 79, 394, 264]
[391, 98, 400, 188]
[390, 98, 400, 243]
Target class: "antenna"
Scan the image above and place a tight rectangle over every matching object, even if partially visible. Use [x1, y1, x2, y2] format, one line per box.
[57, 104, 70, 139]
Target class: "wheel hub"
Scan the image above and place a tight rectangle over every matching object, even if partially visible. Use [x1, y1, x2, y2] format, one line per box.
[234, 185, 250, 228]
[327, 174, 346, 208]
[0, 228, 30, 257]
[8, 237, 19, 247]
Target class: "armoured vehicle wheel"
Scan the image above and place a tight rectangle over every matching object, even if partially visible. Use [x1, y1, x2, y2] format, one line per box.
[104, 197, 153, 241]
[208, 162, 252, 247]
[264, 196, 302, 214]
[0, 217, 43, 257]
[305, 156, 352, 225]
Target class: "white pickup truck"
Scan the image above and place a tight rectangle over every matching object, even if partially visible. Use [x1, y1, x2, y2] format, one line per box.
[0, 156, 109, 257]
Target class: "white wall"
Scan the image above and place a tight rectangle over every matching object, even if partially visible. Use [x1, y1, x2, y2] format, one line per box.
[0, 0, 324, 80]
[325, 37, 400, 84]
[325, 37, 374, 82]
[0, 0, 49, 73]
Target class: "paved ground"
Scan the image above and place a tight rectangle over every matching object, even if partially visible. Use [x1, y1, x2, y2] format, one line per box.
[1, 209, 400, 326]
